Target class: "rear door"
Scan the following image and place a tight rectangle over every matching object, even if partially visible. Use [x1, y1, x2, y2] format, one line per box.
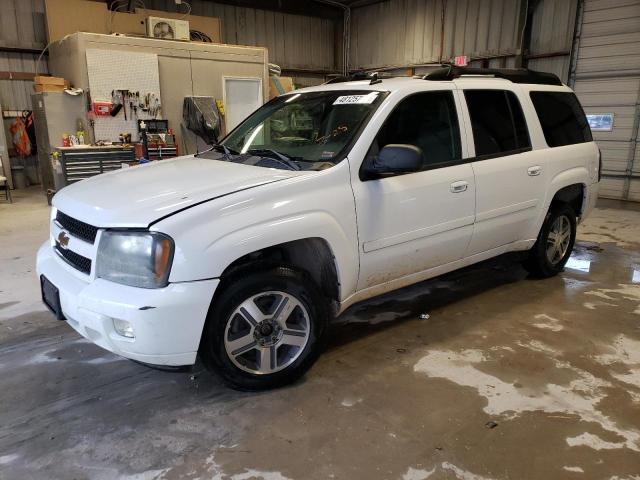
[459, 87, 547, 255]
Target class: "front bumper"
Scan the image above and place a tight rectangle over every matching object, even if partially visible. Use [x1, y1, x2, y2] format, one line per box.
[37, 242, 218, 366]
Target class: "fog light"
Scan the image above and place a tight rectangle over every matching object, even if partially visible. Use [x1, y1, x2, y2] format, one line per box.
[113, 318, 135, 338]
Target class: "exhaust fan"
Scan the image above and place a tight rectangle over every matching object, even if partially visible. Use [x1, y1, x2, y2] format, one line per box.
[146, 17, 190, 41]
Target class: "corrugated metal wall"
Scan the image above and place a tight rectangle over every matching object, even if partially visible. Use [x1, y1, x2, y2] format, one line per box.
[0, 0, 47, 188]
[0, 0, 46, 49]
[0, 53, 48, 110]
[350, 0, 523, 70]
[527, 0, 578, 80]
[571, 0, 640, 200]
[0, 0, 47, 110]
[349, 0, 578, 82]
[144, 0, 336, 74]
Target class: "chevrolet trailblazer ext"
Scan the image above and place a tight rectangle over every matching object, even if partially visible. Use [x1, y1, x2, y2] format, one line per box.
[37, 67, 599, 390]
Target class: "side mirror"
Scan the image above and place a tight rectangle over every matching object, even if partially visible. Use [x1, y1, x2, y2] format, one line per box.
[362, 144, 424, 180]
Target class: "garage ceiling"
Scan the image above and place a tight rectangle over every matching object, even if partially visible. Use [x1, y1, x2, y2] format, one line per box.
[110, 0, 390, 19]
[105, 0, 383, 19]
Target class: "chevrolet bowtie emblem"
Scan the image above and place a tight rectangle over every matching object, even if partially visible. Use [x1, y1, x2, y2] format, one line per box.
[58, 231, 70, 249]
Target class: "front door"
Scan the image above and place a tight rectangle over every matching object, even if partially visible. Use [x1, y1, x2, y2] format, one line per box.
[352, 90, 475, 291]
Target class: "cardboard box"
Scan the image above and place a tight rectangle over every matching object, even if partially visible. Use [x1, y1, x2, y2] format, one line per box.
[34, 76, 66, 86]
[269, 76, 295, 99]
[34, 84, 66, 93]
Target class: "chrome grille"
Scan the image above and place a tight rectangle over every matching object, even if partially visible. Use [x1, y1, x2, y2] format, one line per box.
[55, 242, 92, 275]
[56, 211, 99, 244]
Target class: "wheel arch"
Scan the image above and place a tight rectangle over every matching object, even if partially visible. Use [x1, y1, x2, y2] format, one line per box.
[545, 167, 589, 217]
[550, 183, 585, 217]
[219, 237, 341, 306]
[203, 212, 357, 306]
[204, 212, 358, 305]
[527, 168, 588, 241]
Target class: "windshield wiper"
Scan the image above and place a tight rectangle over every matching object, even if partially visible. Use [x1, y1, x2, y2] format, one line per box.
[199, 145, 316, 170]
[248, 148, 320, 164]
[247, 149, 302, 171]
[197, 144, 240, 157]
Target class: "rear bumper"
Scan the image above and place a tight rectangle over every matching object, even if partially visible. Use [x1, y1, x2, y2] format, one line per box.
[36, 242, 218, 366]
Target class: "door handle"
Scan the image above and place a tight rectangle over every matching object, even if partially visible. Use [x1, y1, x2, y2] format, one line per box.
[450, 181, 468, 193]
[528, 166, 542, 176]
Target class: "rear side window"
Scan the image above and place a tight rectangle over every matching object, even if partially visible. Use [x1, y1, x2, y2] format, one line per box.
[464, 90, 531, 157]
[370, 91, 461, 170]
[530, 91, 593, 147]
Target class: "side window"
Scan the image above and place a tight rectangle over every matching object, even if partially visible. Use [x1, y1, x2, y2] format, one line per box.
[530, 91, 593, 147]
[464, 90, 531, 157]
[370, 91, 462, 170]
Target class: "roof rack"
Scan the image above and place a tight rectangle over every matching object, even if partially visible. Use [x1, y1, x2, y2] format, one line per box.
[324, 71, 388, 85]
[422, 66, 563, 86]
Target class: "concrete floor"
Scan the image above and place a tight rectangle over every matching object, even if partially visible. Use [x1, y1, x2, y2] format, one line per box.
[1, 186, 639, 480]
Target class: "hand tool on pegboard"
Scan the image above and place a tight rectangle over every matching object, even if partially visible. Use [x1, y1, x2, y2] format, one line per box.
[110, 90, 123, 117]
[110, 89, 131, 120]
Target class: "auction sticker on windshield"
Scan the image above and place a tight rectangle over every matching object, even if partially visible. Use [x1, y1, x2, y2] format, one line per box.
[333, 92, 379, 105]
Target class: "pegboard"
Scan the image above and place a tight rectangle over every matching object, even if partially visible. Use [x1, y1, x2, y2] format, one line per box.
[86, 49, 161, 142]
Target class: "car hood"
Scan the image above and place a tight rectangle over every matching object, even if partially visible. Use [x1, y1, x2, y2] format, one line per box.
[52, 155, 302, 227]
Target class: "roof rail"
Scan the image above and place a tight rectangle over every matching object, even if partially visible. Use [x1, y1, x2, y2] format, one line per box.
[324, 71, 388, 85]
[422, 66, 563, 86]
[324, 73, 369, 84]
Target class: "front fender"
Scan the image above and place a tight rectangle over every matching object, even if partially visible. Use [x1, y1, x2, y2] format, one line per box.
[153, 163, 359, 300]
[205, 211, 358, 299]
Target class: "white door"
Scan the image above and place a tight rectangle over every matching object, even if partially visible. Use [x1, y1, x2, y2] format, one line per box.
[223, 77, 263, 132]
[352, 90, 475, 290]
[459, 88, 546, 255]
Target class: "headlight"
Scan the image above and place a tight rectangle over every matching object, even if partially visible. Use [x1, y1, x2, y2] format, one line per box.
[96, 231, 174, 288]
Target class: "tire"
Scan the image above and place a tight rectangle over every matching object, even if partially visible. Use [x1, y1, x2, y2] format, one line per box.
[200, 266, 328, 391]
[524, 203, 577, 278]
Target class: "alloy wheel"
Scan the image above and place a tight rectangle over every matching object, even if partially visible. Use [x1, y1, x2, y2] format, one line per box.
[546, 215, 572, 265]
[223, 291, 310, 375]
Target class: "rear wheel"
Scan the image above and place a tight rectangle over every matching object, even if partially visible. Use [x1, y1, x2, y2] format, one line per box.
[200, 266, 327, 390]
[524, 203, 577, 278]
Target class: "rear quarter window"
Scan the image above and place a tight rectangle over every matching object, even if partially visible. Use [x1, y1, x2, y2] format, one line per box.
[529, 91, 593, 147]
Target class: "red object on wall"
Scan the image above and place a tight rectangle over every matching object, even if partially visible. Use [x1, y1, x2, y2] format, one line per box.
[9, 116, 32, 157]
[454, 55, 469, 66]
[92, 101, 113, 116]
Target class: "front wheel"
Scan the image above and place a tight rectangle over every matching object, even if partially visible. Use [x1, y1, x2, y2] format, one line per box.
[200, 266, 328, 390]
[524, 203, 577, 278]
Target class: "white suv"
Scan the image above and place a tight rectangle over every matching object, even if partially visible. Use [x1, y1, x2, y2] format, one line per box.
[37, 67, 600, 390]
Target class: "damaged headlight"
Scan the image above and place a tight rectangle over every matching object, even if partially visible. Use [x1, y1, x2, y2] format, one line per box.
[96, 231, 174, 288]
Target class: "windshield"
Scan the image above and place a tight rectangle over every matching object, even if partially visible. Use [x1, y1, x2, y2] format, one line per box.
[202, 90, 387, 171]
